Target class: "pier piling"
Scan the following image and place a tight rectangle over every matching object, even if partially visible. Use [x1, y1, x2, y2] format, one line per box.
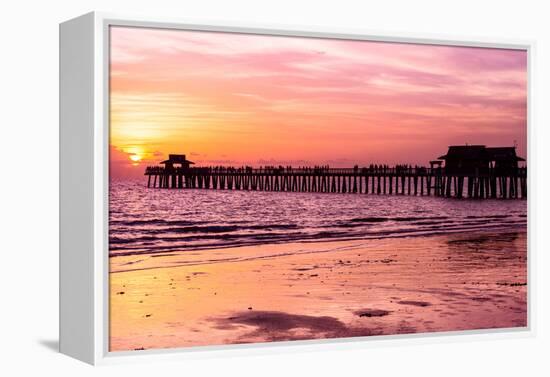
[144, 165, 526, 199]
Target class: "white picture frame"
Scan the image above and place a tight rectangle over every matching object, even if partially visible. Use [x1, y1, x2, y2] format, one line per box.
[59, 11, 535, 365]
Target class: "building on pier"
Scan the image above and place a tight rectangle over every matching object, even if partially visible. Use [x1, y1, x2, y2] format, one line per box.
[160, 154, 195, 170]
[437, 145, 489, 175]
[437, 145, 525, 175]
[486, 147, 525, 171]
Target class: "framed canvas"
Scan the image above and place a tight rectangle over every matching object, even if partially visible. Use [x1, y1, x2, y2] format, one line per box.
[59, 12, 534, 365]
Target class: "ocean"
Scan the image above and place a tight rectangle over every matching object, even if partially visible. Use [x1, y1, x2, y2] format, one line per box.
[109, 179, 527, 258]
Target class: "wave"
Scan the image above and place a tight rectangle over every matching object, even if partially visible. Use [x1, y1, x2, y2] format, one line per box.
[108, 185, 527, 259]
[109, 219, 526, 257]
[110, 219, 210, 227]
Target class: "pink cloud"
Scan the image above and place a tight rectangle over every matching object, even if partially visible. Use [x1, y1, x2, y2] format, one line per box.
[109, 26, 527, 177]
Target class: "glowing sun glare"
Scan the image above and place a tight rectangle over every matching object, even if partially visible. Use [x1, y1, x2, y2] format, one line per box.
[129, 154, 142, 162]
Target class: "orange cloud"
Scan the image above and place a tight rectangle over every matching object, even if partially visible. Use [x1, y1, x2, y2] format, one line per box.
[109, 26, 527, 179]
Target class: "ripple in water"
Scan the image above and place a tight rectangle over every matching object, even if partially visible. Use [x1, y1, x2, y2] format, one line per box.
[109, 180, 527, 257]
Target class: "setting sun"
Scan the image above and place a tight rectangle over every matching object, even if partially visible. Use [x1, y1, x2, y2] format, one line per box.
[129, 154, 142, 162]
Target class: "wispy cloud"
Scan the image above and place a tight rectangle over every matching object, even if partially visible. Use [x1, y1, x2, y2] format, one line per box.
[109, 26, 527, 177]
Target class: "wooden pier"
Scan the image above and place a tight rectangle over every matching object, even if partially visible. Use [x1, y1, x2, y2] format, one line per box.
[144, 165, 527, 199]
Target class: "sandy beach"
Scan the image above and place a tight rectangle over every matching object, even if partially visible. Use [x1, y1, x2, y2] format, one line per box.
[109, 230, 527, 351]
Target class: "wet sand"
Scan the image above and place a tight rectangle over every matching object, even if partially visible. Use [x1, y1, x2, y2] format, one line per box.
[109, 230, 527, 351]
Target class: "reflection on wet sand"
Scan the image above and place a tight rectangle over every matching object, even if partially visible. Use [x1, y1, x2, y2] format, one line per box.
[210, 311, 379, 342]
[109, 230, 527, 351]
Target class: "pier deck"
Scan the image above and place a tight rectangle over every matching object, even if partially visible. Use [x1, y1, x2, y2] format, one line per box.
[144, 166, 527, 199]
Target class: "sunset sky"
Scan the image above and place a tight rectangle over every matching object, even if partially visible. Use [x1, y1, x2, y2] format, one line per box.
[109, 26, 527, 178]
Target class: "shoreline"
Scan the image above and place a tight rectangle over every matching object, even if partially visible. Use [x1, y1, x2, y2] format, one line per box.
[109, 221, 527, 258]
[109, 228, 527, 351]
[110, 226, 526, 273]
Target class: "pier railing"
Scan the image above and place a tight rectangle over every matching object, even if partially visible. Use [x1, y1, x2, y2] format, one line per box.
[144, 165, 527, 199]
